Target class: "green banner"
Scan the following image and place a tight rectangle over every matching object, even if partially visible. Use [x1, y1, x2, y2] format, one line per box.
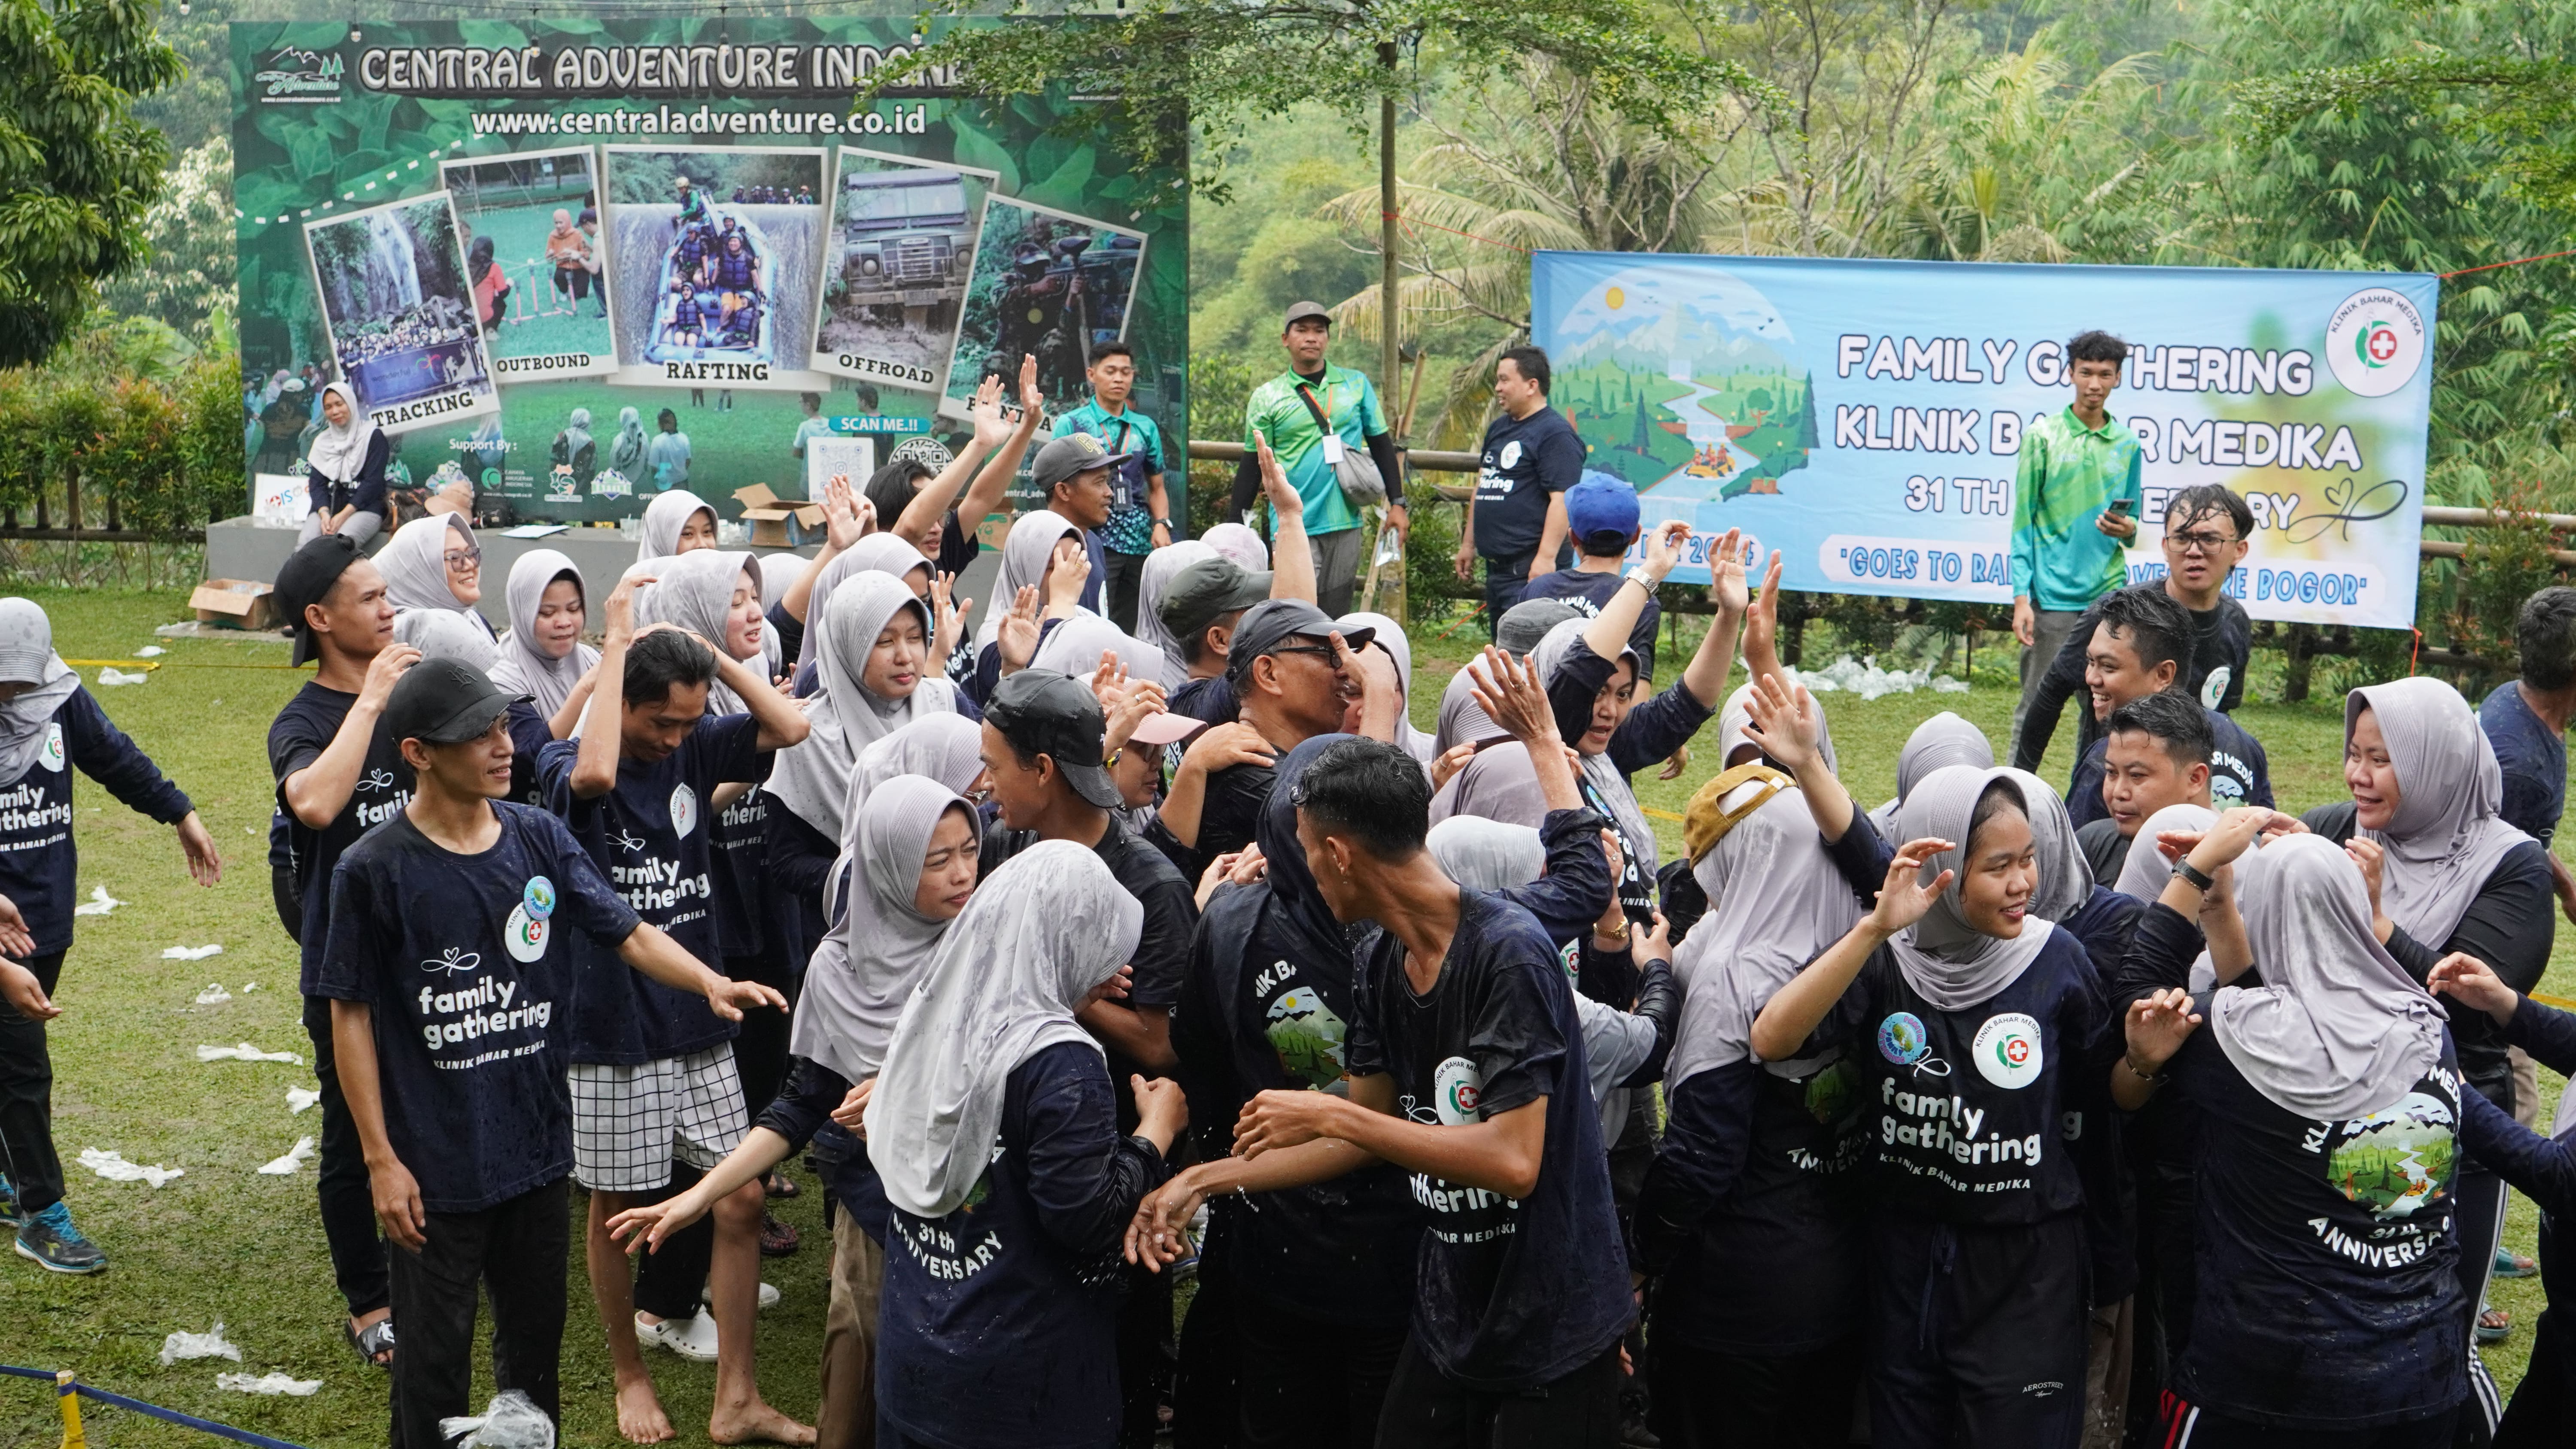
[232, 17, 1187, 526]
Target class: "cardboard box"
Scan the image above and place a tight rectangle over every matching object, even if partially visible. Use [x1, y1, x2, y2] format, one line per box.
[732, 484, 826, 547]
[190, 579, 282, 631]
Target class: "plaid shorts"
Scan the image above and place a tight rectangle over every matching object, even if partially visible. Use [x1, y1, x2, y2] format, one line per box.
[569, 1044, 749, 1193]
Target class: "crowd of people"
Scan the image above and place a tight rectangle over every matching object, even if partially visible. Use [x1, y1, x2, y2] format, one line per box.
[337, 297, 480, 368]
[4, 323, 2576, 1449]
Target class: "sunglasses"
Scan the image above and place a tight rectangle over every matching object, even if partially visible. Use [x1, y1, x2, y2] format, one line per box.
[1267, 643, 1338, 663]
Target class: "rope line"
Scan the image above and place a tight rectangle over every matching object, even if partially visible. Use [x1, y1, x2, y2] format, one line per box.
[2439, 248, 2576, 279]
[0, 1364, 313, 1449]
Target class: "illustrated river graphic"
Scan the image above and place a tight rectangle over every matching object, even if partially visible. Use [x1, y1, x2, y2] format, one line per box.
[1643, 370, 1761, 501]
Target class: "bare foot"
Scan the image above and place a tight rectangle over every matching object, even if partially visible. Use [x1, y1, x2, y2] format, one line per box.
[615, 1373, 676, 1445]
[709, 1400, 817, 1446]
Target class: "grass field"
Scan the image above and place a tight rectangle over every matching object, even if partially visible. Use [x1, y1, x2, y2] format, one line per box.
[461, 200, 615, 364]
[0, 587, 2564, 1447]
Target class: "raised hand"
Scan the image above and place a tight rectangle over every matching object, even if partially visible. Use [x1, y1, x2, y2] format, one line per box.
[929, 570, 967, 657]
[1868, 837, 1956, 935]
[1018, 352, 1044, 419]
[1467, 646, 1558, 746]
[1742, 548, 1785, 663]
[997, 585, 1043, 673]
[1740, 673, 1821, 773]
[1045, 545, 1091, 613]
[2123, 987, 2202, 1076]
[822, 473, 867, 550]
[2427, 952, 2519, 1024]
[969, 373, 1013, 449]
[1429, 741, 1476, 792]
[1103, 676, 1169, 755]
[1255, 429, 1303, 522]
[604, 569, 657, 643]
[1644, 519, 1696, 588]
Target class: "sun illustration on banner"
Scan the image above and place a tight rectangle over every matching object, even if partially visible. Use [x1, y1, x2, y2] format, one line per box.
[1548, 264, 1815, 504]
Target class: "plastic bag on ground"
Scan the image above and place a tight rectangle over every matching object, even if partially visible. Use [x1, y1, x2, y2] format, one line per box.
[287, 1086, 319, 1114]
[135, 646, 166, 658]
[79, 1148, 183, 1188]
[440, 1390, 557, 1448]
[97, 667, 148, 686]
[257, 1137, 315, 1175]
[216, 1372, 322, 1397]
[197, 1042, 302, 1064]
[163, 943, 223, 961]
[156, 1323, 242, 1366]
[71, 886, 121, 916]
[194, 984, 231, 1005]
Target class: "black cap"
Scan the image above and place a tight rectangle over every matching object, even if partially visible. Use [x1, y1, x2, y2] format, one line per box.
[985, 670, 1123, 811]
[275, 534, 367, 667]
[384, 658, 528, 746]
[1157, 558, 1272, 645]
[1030, 431, 1133, 496]
[1496, 597, 1583, 656]
[1223, 599, 1372, 688]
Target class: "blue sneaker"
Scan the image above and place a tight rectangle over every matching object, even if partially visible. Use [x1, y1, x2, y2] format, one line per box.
[15, 1202, 106, 1274]
[0, 1172, 18, 1229]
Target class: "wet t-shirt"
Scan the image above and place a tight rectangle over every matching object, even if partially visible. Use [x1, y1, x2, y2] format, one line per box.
[536, 713, 768, 1064]
[1346, 890, 1634, 1389]
[271, 682, 416, 993]
[0, 687, 192, 955]
[314, 804, 639, 1212]
[2069, 704, 2269, 828]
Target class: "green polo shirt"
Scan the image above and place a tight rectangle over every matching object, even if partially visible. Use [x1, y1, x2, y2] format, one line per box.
[2010, 406, 2143, 612]
[1242, 363, 1386, 537]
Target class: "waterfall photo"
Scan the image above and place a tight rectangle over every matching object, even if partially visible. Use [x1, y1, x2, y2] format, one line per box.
[601, 144, 831, 393]
[440, 146, 616, 381]
[301, 193, 498, 432]
[809, 147, 996, 394]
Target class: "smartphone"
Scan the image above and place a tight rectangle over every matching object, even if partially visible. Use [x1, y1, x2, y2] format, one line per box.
[2105, 497, 2134, 518]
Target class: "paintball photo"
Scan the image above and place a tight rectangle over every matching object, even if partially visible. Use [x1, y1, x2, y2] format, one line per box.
[601, 144, 829, 392]
[810, 146, 996, 394]
[301, 193, 497, 432]
[938, 195, 1144, 421]
[439, 146, 614, 381]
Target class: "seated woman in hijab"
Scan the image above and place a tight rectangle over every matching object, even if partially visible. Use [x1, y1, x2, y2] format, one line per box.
[487, 550, 600, 803]
[2112, 817, 2544, 1446]
[299, 382, 388, 547]
[375, 512, 493, 639]
[1751, 766, 2114, 1449]
[866, 841, 1183, 1449]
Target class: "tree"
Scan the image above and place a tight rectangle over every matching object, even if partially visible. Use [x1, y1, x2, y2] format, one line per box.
[0, 0, 181, 367]
[100, 136, 231, 339]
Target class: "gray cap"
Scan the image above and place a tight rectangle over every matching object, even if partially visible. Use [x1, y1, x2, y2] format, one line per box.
[1281, 300, 1332, 331]
[1224, 598, 1373, 688]
[1030, 431, 1132, 496]
[1497, 597, 1583, 655]
[1157, 558, 1272, 644]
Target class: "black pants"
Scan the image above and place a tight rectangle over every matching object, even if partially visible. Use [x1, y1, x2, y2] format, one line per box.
[2129, 1153, 2199, 1445]
[0, 951, 66, 1214]
[1478, 550, 1534, 637]
[388, 1176, 570, 1449]
[1172, 1243, 1240, 1449]
[1105, 549, 1148, 636]
[1375, 1336, 1622, 1449]
[729, 953, 791, 1122]
[2165, 1396, 2460, 1447]
[1236, 1300, 1403, 1449]
[2497, 1305, 2574, 1447]
[2454, 1160, 2506, 1437]
[305, 994, 391, 1319]
[1648, 1336, 1860, 1449]
[1868, 1214, 2088, 1449]
[1118, 1264, 1173, 1447]
[630, 1160, 717, 1321]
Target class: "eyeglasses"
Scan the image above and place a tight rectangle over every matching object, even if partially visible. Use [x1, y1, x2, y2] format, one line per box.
[444, 548, 483, 568]
[1267, 644, 1337, 663]
[2164, 530, 2240, 556]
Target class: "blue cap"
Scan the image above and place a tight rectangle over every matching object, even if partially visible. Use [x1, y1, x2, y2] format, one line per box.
[1564, 470, 1640, 542]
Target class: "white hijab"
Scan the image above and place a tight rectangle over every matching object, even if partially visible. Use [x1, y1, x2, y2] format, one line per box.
[305, 382, 380, 483]
[1425, 815, 1547, 891]
[393, 607, 498, 672]
[1887, 766, 2056, 1012]
[0, 599, 79, 781]
[1200, 521, 1268, 571]
[634, 549, 762, 714]
[1340, 610, 1434, 762]
[637, 489, 715, 564]
[1867, 712, 1993, 838]
[789, 775, 974, 1087]
[2349, 678, 2533, 949]
[975, 509, 1086, 653]
[773, 574, 958, 840]
[378, 514, 483, 624]
[1134, 542, 1215, 690]
[1670, 786, 1864, 1082]
[1031, 614, 1167, 685]
[866, 840, 1142, 1219]
[1528, 618, 1661, 873]
[487, 550, 598, 721]
[2209, 833, 2448, 1120]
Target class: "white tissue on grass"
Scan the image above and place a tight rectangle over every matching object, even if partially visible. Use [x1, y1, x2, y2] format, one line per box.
[97, 667, 148, 686]
[1931, 675, 1971, 694]
[1790, 655, 1963, 702]
[163, 943, 223, 961]
[194, 984, 231, 1005]
[79, 1148, 182, 1188]
[441, 1389, 557, 1448]
[257, 1137, 315, 1175]
[287, 1086, 319, 1115]
[157, 1323, 242, 1365]
[197, 1042, 302, 1065]
[71, 886, 122, 916]
[242, 981, 261, 993]
[217, 1372, 322, 1397]
[135, 645, 166, 658]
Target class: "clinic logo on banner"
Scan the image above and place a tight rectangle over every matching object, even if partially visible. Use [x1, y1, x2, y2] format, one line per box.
[2326, 287, 2427, 398]
[1434, 1055, 1485, 1125]
[1973, 1012, 2044, 1089]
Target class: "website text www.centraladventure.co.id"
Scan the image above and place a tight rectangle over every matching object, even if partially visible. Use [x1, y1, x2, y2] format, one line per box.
[470, 103, 929, 137]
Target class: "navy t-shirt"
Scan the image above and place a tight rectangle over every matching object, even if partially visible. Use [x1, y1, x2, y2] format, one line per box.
[535, 712, 769, 1064]
[1471, 406, 1584, 560]
[2068, 702, 2270, 828]
[313, 803, 640, 1212]
[877, 1040, 1166, 1449]
[1517, 567, 1661, 677]
[2483, 680, 2566, 846]
[270, 682, 416, 994]
[0, 688, 191, 955]
[1345, 890, 1635, 1389]
[709, 782, 772, 961]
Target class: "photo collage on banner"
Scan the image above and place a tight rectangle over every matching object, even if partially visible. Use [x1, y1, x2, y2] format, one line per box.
[234, 18, 1187, 527]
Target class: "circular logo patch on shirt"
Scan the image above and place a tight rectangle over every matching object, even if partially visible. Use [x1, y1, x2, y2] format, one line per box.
[669, 784, 698, 839]
[1972, 1012, 2044, 1090]
[1877, 1012, 1930, 1067]
[1433, 1055, 1485, 1126]
[504, 902, 549, 964]
[1499, 440, 1523, 472]
[2199, 665, 2232, 711]
[36, 722, 62, 773]
[523, 876, 556, 921]
[1558, 938, 1581, 983]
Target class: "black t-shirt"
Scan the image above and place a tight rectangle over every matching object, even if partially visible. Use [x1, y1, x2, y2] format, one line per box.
[877, 1041, 1166, 1449]
[709, 782, 772, 961]
[313, 804, 640, 1212]
[2077, 816, 2131, 887]
[2069, 706, 2269, 829]
[2185, 598, 2254, 715]
[1194, 761, 1276, 870]
[1471, 406, 1584, 560]
[1345, 890, 1635, 1389]
[0, 688, 192, 955]
[535, 713, 769, 1064]
[270, 682, 416, 994]
[1517, 567, 1661, 677]
[935, 508, 980, 577]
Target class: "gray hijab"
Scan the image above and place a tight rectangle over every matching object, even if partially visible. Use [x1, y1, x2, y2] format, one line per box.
[1426, 815, 1547, 891]
[976, 509, 1085, 652]
[772, 573, 958, 840]
[394, 607, 498, 672]
[2349, 678, 2533, 949]
[830, 714, 988, 866]
[866, 840, 1142, 1219]
[2209, 833, 2447, 1120]
[1341, 611, 1434, 762]
[379, 514, 481, 619]
[1887, 766, 2055, 1011]
[1669, 785, 1864, 1083]
[1528, 618, 1662, 871]
[634, 549, 763, 714]
[1200, 521, 1267, 571]
[1032, 614, 1168, 685]
[1434, 665, 1505, 755]
[1868, 712, 1993, 837]
[0, 599, 79, 781]
[1134, 542, 1215, 690]
[2112, 803, 2217, 905]
[2003, 768, 2089, 922]
[487, 550, 598, 721]
[637, 489, 715, 564]
[790, 775, 974, 1086]
[1429, 741, 1550, 828]
[798, 537, 923, 677]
